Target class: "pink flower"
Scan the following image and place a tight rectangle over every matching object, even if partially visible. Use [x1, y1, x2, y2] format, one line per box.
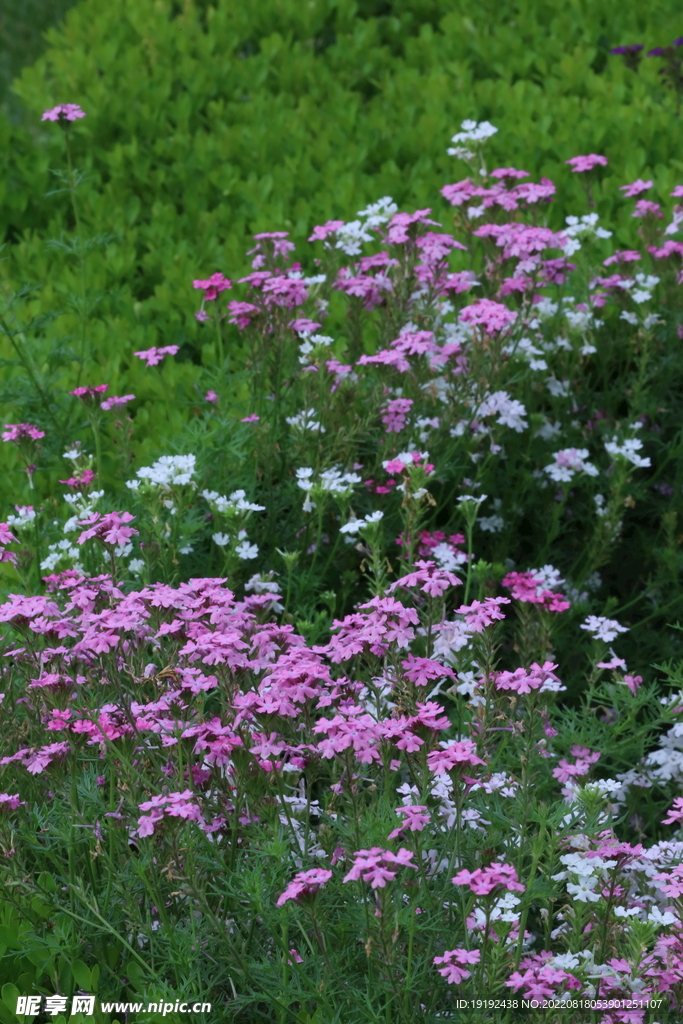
[2, 423, 45, 442]
[77, 511, 139, 547]
[381, 398, 413, 433]
[653, 864, 683, 898]
[192, 273, 232, 301]
[459, 298, 517, 334]
[308, 219, 345, 242]
[389, 561, 461, 598]
[632, 199, 663, 219]
[494, 661, 562, 695]
[456, 597, 510, 631]
[388, 805, 431, 839]
[276, 868, 332, 906]
[205, 390, 219, 404]
[241, 414, 260, 423]
[433, 948, 480, 985]
[603, 249, 642, 265]
[59, 468, 95, 490]
[620, 178, 653, 197]
[452, 862, 525, 895]
[134, 346, 179, 366]
[566, 154, 608, 172]
[343, 847, 416, 888]
[427, 739, 486, 774]
[42, 104, 86, 122]
[663, 798, 683, 825]
[70, 384, 108, 400]
[195, 310, 209, 322]
[0, 793, 24, 810]
[137, 790, 205, 836]
[400, 655, 455, 688]
[101, 394, 135, 411]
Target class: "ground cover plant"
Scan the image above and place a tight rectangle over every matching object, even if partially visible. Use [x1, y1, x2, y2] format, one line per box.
[2, 92, 683, 1024]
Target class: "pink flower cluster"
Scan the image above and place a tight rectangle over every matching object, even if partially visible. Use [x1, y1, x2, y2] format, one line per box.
[42, 104, 86, 122]
[134, 346, 180, 366]
[552, 745, 601, 784]
[433, 947, 481, 985]
[502, 571, 571, 612]
[77, 511, 139, 546]
[452, 862, 525, 895]
[342, 847, 416, 888]
[276, 868, 333, 906]
[2, 423, 45, 442]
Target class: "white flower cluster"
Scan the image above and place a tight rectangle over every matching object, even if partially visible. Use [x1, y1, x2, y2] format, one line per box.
[285, 408, 325, 433]
[63, 489, 105, 533]
[447, 119, 497, 160]
[561, 213, 612, 255]
[295, 465, 362, 512]
[544, 448, 598, 483]
[212, 528, 258, 560]
[331, 197, 398, 256]
[614, 272, 660, 305]
[40, 538, 83, 573]
[579, 615, 629, 643]
[552, 852, 617, 904]
[339, 510, 384, 535]
[127, 454, 196, 491]
[604, 436, 651, 468]
[297, 333, 333, 365]
[202, 489, 265, 514]
[6, 506, 36, 528]
[504, 336, 548, 371]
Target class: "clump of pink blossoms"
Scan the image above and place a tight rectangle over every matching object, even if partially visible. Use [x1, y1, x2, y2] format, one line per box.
[342, 847, 416, 888]
[276, 868, 333, 906]
[452, 862, 525, 895]
[134, 346, 179, 366]
[77, 511, 138, 547]
[41, 104, 86, 122]
[565, 154, 608, 172]
[433, 948, 481, 984]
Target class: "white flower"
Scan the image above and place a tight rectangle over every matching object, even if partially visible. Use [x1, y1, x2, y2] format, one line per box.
[614, 906, 640, 918]
[286, 409, 325, 433]
[212, 532, 230, 547]
[6, 506, 36, 528]
[132, 454, 197, 490]
[620, 310, 639, 325]
[566, 881, 601, 903]
[580, 615, 629, 643]
[129, 559, 145, 574]
[235, 540, 259, 560]
[448, 119, 498, 148]
[356, 197, 398, 226]
[479, 514, 505, 533]
[605, 437, 651, 468]
[545, 376, 571, 398]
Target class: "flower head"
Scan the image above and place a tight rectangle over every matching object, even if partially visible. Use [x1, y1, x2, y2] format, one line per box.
[134, 346, 179, 367]
[276, 868, 333, 906]
[565, 154, 608, 173]
[42, 104, 86, 122]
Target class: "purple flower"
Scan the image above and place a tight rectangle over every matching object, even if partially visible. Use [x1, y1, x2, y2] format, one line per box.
[565, 154, 608, 173]
[134, 346, 179, 366]
[41, 104, 86, 122]
[609, 45, 643, 55]
[647, 47, 665, 57]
